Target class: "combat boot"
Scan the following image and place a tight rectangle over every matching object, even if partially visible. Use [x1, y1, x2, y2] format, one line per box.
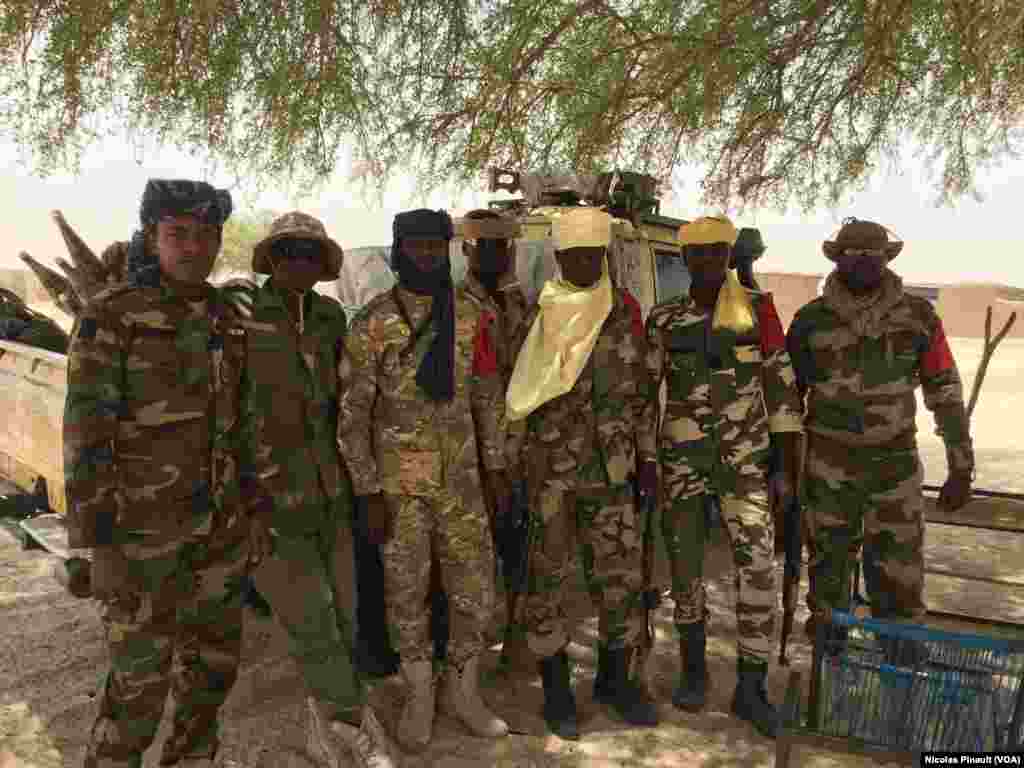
[307, 698, 397, 768]
[439, 654, 509, 737]
[593, 646, 659, 726]
[672, 622, 708, 712]
[730, 657, 778, 738]
[395, 660, 435, 752]
[538, 649, 579, 740]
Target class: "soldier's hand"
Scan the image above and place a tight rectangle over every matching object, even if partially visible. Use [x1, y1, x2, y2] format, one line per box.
[637, 460, 658, 500]
[90, 546, 137, 601]
[938, 471, 972, 511]
[363, 493, 395, 545]
[248, 517, 275, 564]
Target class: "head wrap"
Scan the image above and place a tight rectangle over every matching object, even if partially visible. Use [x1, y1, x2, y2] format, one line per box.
[127, 179, 233, 285]
[552, 206, 613, 250]
[678, 215, 737, 247]
[392, 209, 456, 402]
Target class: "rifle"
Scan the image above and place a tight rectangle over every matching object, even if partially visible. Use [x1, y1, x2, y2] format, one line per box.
[777, 494, 802, 666]
[631, 475, 660, 687]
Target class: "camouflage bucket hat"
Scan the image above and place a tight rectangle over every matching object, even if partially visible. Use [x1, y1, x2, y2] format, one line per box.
[822, 217, 903, 262]
[252, 211, 344, 280]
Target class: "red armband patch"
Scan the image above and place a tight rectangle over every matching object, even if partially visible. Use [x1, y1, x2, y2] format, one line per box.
[921, 319, 955, 377]
[756, 295, 786, 355]
[472, 311, 499, 377]
[622, 290, 644, 339]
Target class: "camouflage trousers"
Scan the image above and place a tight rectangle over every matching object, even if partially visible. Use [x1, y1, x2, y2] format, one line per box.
[251, 509, 363, 721]
[84, 534, 247, 768]
[663, 490, 777, 662]
[520, 484, 645, 659]
[380, 488, 495, 666]
[804, 433, 926, 621]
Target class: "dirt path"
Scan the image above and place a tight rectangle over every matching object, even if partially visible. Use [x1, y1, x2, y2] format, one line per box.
[9, 520, 995, 768]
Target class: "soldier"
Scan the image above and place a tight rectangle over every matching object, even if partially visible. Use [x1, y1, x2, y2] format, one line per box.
[429, 208, 530, 661]
[786, 218, 973, 634]
[507, 207, 659, 739]
[643, 215, 802, 738]
[240, 212, 393, 767]
[64, 179, 272, 767]
[337, 208, 510, 753]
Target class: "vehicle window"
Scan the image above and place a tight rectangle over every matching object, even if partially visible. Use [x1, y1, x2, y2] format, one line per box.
[655, 249, 690, 304]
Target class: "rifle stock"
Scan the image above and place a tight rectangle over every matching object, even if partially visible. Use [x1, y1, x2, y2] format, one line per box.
[778, 495, 803, 666]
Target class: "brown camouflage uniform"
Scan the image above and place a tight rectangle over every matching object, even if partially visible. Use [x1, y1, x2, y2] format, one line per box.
[515, 289, 652, 658]
[337, 284, 506, 666]
[65, 271, 259, 767]
[643, 289, 803, 662]
[787, 269, 974, 620]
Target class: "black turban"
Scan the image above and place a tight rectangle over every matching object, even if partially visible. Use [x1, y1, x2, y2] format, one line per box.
[392, 209, 455, 402]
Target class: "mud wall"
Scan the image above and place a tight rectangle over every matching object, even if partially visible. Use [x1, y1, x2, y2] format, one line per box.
[0, 340, 67, 513]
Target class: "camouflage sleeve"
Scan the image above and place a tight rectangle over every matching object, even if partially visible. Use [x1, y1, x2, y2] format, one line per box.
[919, 313, 974, 475]
[503, 305, 537, 466]
[622, 292, 656, 463]
[758, 295, 803, 433]
[639, 308, 664, 463]
[471, 309, 507, 471]
[337, 311, 382, 496]
[237, 362, 282, 509]
[63, 302, 125, 549]
[784, 308, 811, 404]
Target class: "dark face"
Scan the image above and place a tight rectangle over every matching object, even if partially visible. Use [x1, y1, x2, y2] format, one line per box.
[835, 247, 887, 293]
[402, 237, 448, 272]
[269, 238, 325, 292]
[465, 238, 513, 277]
[684, 243, 730, 290]
[155, 214, 221, 284]
[556, 246, 604, 288]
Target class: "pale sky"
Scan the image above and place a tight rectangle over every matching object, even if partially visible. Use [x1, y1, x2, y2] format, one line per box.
[3, 133, 1022, 287]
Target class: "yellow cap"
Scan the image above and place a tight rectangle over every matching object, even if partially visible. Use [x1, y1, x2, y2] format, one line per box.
[552, 207, 613, 249]
[678, 215, 738, 247]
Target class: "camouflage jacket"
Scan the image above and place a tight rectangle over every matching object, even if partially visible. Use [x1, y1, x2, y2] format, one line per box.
[337, 284, 506, 498]
[461, 270, 530, 469]
[644, 289, 803, 495]
[63, 272, 257, 550]
[516, 289, 652, 492]
[786, 270, 974, 473]
[238, 279, 354, 533]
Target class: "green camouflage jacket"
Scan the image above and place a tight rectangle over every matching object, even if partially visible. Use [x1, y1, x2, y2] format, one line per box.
[786, 270, 974, 473]
[461, 270, 530, 469]
[63, 272, 256, 550]
[237, 279, 354, 534]
[516, 289, 652, 492]
[337, 284, 506, 498]
[644, 289, 803, 496]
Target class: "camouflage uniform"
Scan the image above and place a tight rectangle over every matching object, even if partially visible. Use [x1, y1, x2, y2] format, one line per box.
[65, 268, 258, 767]
[336, 284, 505, 667]
[643, 289, 803, 661]
[241, 277, 363, 718]
[517, 289, 651, 658]
[787, 269, 974, 620]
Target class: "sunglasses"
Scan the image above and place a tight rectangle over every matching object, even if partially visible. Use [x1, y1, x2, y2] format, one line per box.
[272, 238, 324, 262]
[841, 248, 886, 258]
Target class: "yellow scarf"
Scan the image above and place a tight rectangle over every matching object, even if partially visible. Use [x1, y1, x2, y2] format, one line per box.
[506, 257, 614, 422]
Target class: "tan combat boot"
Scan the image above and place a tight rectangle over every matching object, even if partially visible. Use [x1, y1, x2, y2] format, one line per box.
[395, 660, 436, 752]
[440, 654, 509, 738]
[307, 698, 397, 768]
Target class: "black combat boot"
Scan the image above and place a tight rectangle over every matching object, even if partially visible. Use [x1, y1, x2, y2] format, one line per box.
[731, 657, 778, 738]
[538, 649, 579, 740]
[672, 622, 708, 711]
[594, 646, 659, 726]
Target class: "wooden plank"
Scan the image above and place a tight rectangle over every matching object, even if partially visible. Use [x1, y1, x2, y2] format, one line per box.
[925, 522, 1024, 586]
[924, 571, 1024, 628]
[924, 494, 1024, 533]
[17, 513, 72, 560]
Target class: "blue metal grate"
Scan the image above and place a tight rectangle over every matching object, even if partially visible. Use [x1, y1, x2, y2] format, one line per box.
[814, 611, 1024, 752]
